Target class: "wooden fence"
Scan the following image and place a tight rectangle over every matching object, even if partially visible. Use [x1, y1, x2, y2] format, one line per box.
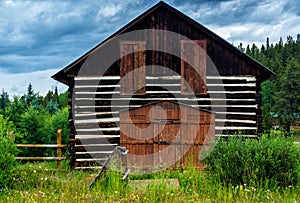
[16, 129, 67, 169]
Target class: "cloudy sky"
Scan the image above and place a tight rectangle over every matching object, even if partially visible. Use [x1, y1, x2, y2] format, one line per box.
[0, 0, 299, 96]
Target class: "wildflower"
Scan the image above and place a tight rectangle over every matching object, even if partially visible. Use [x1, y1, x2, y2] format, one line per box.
[33, 170, 36, 173]
[38, 191, 45, 197]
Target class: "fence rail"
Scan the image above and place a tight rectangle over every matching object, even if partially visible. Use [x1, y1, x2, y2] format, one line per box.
[15, 129, 67, 169]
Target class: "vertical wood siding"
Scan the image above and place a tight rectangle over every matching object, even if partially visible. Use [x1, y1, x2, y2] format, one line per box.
[120, 101, 215, 170]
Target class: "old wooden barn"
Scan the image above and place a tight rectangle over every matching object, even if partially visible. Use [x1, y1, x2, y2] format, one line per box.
[52, 1, 274, 170]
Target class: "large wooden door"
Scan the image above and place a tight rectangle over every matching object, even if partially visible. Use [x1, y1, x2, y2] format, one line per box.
[120, 101, 215, 171]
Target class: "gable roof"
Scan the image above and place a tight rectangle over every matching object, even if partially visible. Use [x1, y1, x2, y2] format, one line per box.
[52, 1, 275, 85]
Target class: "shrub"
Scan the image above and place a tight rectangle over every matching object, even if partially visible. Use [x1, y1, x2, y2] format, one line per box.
[0, 115, 19, 189]
[205, 134, 300, 188]
[0, 136, 18, 189]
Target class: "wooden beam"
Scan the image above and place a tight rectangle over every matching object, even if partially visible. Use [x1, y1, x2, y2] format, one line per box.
[16, 144, 66, 148]
[16, 157, 66, 161]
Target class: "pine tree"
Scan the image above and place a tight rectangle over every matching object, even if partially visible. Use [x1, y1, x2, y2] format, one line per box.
[273, 57, 300, 132]
[266, 37, 270, 50]
[0, 89, 9, 112]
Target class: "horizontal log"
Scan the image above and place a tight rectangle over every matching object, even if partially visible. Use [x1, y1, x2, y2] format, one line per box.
[73, 118, 256, 125]
[215, 119, 256, 124]
[216, 111, 256, 115]
[75, 135, 120, 139]
[74, 105, 257, 111]
[75, 91, 119, 95]
[16, 157, 66, 161]
[74, 75, 256, 81]
[75, 151, 113, 154]
[207, 83, 255, 87]
[74, 118, 119, 124]
[75, 105, 141, 108]
[76, 158, 107, 162]
[75, 85, 119, 88]
[75, 112, 119, 117]
[75, 97, 256, 102]
[69, 137, 119, 144]
[192, 104, 257, 108]
[76, 127, 120, 132]
[75, 143, 118, 147]
[75, 90, 256, 95]
[215, 126, 257, 130]
[74, 83, 256, 89]
[146, 76, 181, 80]
[75, 103, 257, 109]
[75, 100, 257, 108]
[75, 76, 120, 80]
[16, 144, 66, 148]
[206, 76, 256, 81]
[75, 146, 115, 152]
[74, 153, 110, 159]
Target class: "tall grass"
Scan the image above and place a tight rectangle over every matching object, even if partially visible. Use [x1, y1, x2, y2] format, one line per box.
[1, 161, 299, 202]
[205, 134, 300, 188]
[1, 132, 299, 202]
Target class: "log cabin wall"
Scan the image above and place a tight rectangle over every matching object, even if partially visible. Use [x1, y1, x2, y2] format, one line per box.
[53, 2, 273, 169]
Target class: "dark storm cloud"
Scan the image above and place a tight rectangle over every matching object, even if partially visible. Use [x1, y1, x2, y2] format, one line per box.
[175, 0, 300, 45]
[177, 0, 286, 25]
[0, 0, 152, 73]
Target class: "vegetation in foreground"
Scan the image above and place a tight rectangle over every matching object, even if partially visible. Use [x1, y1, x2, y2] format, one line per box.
[0, 133, 299, 203]
[0, 161, 298, 203]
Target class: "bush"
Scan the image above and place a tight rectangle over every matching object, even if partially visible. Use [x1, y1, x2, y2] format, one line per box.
[0, 114, 19, 189]
[205, 134, 300, 188]
[0, 136, 18, 189]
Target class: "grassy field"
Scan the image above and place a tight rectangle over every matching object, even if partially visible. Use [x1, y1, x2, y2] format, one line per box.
[0, 161, 299, 203]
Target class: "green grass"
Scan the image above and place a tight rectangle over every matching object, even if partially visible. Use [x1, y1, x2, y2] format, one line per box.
[0, 161, 299, 202]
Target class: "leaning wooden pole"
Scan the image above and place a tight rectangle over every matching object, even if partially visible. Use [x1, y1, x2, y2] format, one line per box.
[57, 129, 62, 169]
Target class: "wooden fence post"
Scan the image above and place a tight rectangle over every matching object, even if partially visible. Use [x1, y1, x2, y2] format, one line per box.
[57, 129, 62, 169]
